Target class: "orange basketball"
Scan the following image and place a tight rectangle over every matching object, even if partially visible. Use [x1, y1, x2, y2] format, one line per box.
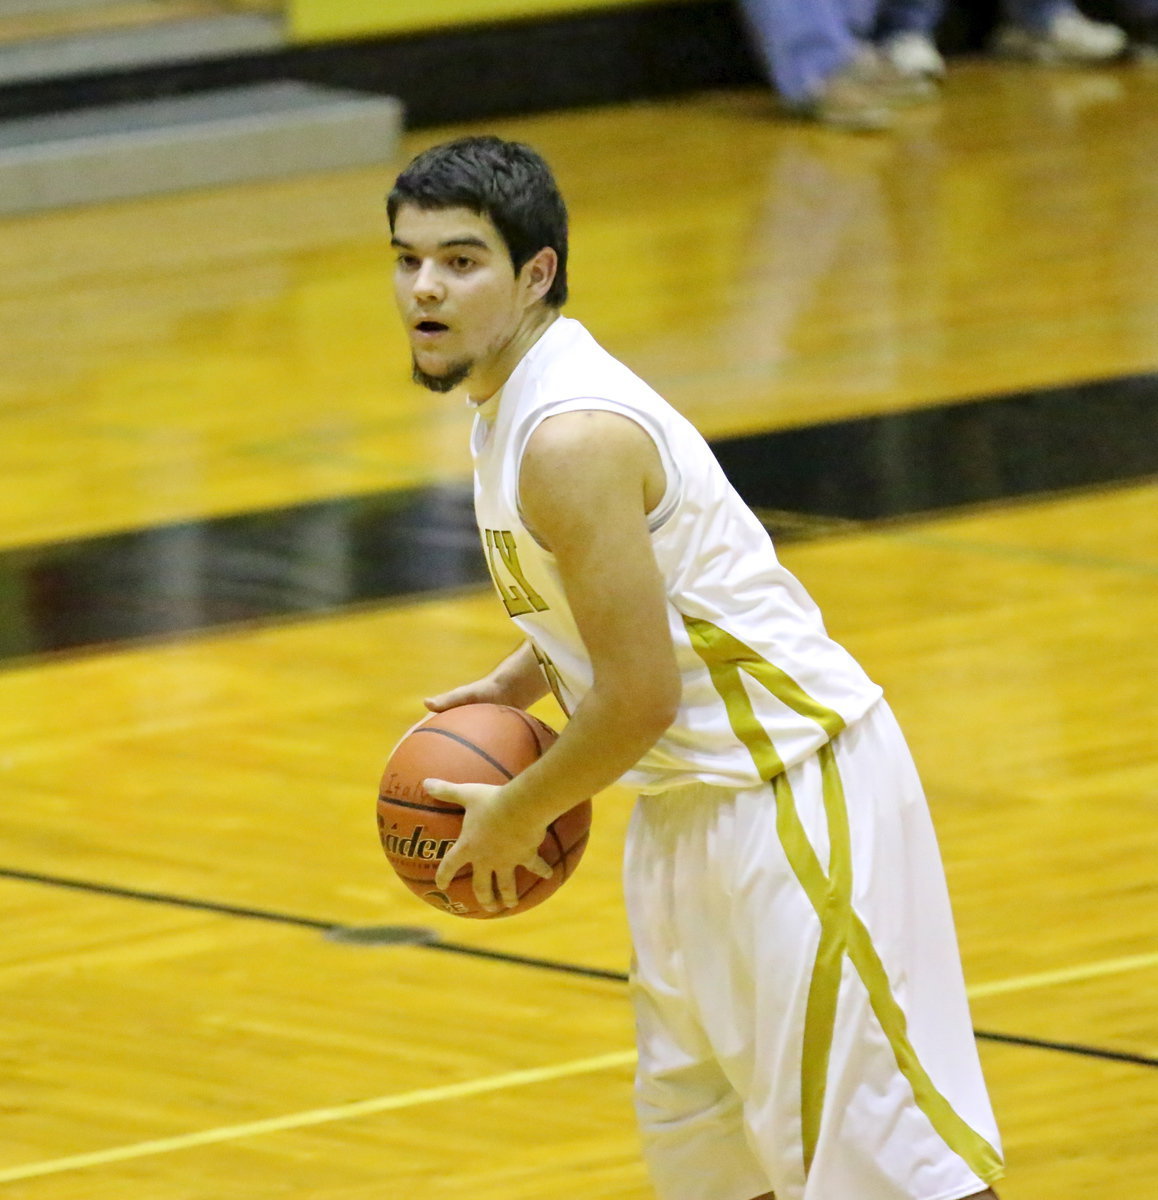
[376, 704, 591, 919]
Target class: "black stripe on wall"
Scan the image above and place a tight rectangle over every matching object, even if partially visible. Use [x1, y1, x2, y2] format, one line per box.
[1, 371, 1155, 664]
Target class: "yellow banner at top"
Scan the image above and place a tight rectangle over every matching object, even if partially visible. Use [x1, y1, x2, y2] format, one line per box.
[289, 0, 692, 43]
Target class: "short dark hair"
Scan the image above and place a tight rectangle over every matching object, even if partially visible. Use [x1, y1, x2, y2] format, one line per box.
[387, 135, 569, 308]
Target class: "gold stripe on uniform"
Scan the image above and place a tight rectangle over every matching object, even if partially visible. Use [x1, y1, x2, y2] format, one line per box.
[785, 743, 852, 1173]
[845, 904, 1004, 1182]
[684, 615, 1003, 1185]
[684, 616, 847, 739]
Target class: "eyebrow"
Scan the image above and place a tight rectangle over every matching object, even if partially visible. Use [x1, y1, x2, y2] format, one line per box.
[391, 235, 491, 251]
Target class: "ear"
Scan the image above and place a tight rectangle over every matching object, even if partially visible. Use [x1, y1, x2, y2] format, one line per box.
[521, 246, 558, 305]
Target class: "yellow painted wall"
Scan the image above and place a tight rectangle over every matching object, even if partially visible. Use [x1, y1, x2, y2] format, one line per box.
[288, 0, 694, 44]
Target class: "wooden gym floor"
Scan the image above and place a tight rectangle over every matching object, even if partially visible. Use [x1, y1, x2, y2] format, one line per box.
[0, 1, 279, 47]
[0, 59, 1155, 1198]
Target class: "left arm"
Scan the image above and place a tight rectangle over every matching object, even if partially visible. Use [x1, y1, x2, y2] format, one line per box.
[429, 410, 681, 909]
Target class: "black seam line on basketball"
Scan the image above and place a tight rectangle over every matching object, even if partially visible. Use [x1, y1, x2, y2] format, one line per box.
[391, 832, 585, 888]
[546, 823, 567, 879]
[4, 865, 1153, 1069]
[508, 706, 553, 755]
[379, 795, 465, 815]
[973, 1029, 1158, 1068]
[391, 869, 467, 884]
[408, 726, 514, 779]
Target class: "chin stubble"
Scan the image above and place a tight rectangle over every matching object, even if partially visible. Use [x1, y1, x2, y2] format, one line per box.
[411, 355, 473, 394]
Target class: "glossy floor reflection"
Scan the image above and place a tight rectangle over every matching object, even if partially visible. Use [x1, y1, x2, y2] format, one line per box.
[2, 370, 1154, 663]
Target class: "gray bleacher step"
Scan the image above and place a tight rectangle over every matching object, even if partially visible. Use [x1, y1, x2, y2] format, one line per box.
[0, 14, 285, 86]
[0, 81, 405, 215]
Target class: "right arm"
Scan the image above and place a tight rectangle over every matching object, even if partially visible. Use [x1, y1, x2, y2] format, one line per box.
[425, 640, 549, 713]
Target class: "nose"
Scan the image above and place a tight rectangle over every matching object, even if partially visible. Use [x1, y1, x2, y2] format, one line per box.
[411, 259, 443, 304]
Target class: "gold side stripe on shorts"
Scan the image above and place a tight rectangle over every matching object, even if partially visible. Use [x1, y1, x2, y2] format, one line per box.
[787, 742, 853, 1173]
[846, 906, 1004, 1182]
[684, 614, 848, 1169]
[777, 765, 1003, 1184]
[686, 615, 1002, 1183]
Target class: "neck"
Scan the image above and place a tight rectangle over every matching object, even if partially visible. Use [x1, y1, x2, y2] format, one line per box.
[468, 307, 559, 406]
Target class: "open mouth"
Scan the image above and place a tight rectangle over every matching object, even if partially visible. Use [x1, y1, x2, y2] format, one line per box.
[414, 320, 448, 334]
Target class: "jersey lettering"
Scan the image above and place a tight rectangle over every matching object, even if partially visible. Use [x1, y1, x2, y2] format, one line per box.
[484, 528, 549, 617]
[532, 643, 571, 717]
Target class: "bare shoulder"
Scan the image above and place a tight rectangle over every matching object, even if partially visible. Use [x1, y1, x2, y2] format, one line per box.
[521, 409, 666, 523]
[523, 408, 653, 466]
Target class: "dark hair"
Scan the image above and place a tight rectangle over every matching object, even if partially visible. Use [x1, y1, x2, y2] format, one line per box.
[387, 135, 569, 307]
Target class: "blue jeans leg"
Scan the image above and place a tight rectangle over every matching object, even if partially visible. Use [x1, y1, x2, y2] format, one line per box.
[875, 0, 944, 37]
[1002, 0, 1071, 31]
[737, 0, 866, 103]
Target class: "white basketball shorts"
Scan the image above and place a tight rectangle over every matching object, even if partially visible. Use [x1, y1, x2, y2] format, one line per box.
[624, 700, 1003, 1200]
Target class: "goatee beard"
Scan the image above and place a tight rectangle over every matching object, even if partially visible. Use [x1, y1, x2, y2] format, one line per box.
[412, 355, 473, 394]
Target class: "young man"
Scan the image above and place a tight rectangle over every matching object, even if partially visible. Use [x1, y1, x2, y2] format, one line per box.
[387, 135, 1004, 1200]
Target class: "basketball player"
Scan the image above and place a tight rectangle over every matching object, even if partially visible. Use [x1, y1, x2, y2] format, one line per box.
[387, 136, 1004, 1200]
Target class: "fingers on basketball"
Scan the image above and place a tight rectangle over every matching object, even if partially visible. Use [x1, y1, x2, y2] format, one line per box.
[376, 703, 591, 919]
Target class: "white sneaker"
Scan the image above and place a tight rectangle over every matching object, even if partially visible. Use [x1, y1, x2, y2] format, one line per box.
[993, 5, 1128, 63]
[784, 46, 894, 131]
[879, 31, 947, 80]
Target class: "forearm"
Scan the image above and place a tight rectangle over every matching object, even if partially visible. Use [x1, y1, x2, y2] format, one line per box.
[427, 639, 549, 711]
[499, 676, 676, 825]
[488, 640, 551, 709]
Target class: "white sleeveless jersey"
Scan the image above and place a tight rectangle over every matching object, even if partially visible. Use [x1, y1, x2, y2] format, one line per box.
[471, 317, 882, 793]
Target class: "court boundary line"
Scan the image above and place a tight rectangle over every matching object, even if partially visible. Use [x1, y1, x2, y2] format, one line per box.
[971, 1030, 1156, 1068]
[1, 866, 1154, 1184]
[5, 865, 1156, 1002]
[0, 1050, 638, 1184]
[966, 952, 1158, 1000]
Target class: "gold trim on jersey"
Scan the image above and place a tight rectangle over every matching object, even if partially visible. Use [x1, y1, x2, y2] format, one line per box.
[685, 615, 1003, 1185]
[531, 642, 571, 718]
[683, 616, 847, 757]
